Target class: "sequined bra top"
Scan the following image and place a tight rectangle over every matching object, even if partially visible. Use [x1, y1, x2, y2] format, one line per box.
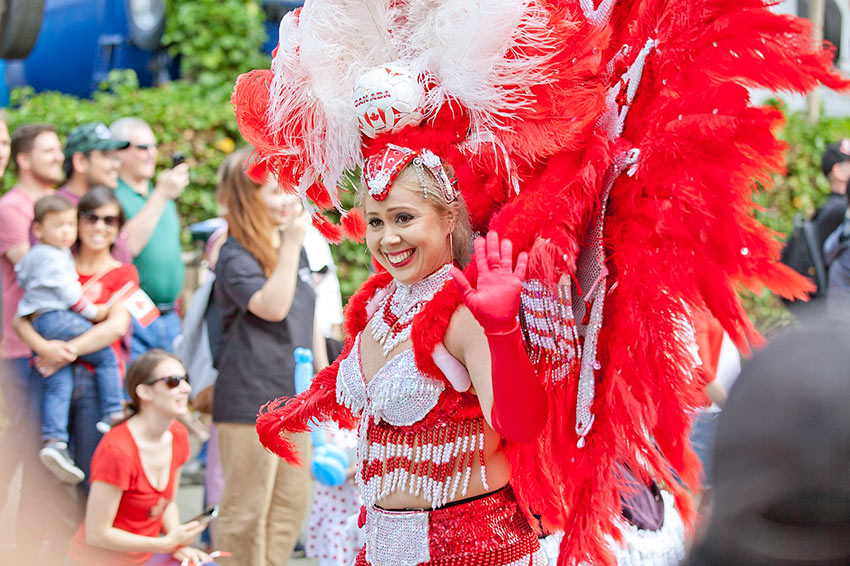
[337, 334, 445, 425]
[336, 333, 488, 509]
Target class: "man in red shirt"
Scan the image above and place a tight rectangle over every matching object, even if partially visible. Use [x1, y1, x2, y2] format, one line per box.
[0, 122, 66, 561]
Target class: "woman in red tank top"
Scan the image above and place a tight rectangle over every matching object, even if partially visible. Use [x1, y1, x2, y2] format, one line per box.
[66, 350, 210, 566]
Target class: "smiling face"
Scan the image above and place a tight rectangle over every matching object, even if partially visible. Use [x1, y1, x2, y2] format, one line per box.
[118, 125, 158, 182]
[259, 179, 302, 230]
[365, 170, 454, 285]
[83, 150, 122, 189]
[78, 202, 121, 253]
[20, 131, 65, 186]
[137, 357, 191, 418]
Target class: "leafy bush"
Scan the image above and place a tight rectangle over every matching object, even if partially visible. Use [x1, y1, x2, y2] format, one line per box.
[757, 103, 850, 235]
[163, 0, 269, 91]
[0, 70, 371, 298]
[743, 103, 850, 332]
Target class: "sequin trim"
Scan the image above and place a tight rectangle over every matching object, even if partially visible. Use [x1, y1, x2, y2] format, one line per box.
[519, 279, 581, 383]
[357, 486, 545, 566]
[336, 331, 488, 509]
[363, 145, 458, 203]
[337, 334, 445, 426]
[369, 264, 453, 357]
[364, 507, 430, 566]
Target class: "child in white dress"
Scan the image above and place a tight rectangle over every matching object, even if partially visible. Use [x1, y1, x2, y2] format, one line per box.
[305, 425, 362, 566]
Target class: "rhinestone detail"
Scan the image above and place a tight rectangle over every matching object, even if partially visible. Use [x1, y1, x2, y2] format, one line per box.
[364, 507, 431, 566]
[519, 279, 581, 383]
[336, 332, 488, 509]
[357, 486, 546, 565]
[337, 334, 444, 426]
[369, 264, 453, 357]
[356, 416, 487, 509]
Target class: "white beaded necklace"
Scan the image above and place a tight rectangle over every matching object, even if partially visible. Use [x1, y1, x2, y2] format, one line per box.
[369, 263, 453, 357]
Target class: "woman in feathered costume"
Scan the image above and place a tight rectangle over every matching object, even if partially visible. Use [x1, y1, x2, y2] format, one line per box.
[231, 1, 845, 565]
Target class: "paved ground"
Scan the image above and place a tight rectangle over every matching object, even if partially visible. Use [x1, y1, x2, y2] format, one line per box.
[178, 482, 318, 565]
[0, 468, 318, 565]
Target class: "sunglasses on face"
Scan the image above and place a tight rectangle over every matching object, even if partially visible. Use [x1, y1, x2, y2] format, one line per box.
[146, 374, 190, 388]
[80, 212, 120, 227]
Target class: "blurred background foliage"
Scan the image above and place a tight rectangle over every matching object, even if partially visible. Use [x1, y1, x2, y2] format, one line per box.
[744, 104, 850, 333]
[0, 0, 848, 316]
[163, 0, 270, 90]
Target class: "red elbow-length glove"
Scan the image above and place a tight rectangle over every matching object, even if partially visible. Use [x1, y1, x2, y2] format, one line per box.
[451, 232, 548, 443]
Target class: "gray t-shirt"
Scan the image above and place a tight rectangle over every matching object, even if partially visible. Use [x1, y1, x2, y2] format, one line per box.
[212, 237, 316, 424]
[16, 243, 97, 320]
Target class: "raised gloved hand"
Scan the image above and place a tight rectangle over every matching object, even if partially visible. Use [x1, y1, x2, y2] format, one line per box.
[450, 231, 528, 335]
[451, 231, 546, 443]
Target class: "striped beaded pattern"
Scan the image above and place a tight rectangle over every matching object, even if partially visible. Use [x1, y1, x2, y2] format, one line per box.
[519, 279, 581, 382]
[357, 416, 488, 509]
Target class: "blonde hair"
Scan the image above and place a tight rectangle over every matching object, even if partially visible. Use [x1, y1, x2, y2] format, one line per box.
[359, 162, 474, 266]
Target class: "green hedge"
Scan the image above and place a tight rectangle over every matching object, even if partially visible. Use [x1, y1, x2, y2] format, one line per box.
[759, 103, 850, 235]
[0, 71, 372, 300]
[163, 0, 269, 90]
[745, 103, 850, 332]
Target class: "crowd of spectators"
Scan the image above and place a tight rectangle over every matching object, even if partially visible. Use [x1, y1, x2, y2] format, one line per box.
[0, 113, 354, 566]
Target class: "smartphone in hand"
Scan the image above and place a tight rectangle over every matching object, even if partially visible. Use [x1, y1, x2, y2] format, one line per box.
[189, 504, 219, 525]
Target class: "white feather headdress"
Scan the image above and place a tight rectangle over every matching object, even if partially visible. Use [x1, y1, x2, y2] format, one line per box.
[257, 0, 558, 204]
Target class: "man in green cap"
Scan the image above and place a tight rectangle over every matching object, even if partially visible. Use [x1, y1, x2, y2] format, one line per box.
[57, 122, 131, 261]
[57, 122, 129, 205]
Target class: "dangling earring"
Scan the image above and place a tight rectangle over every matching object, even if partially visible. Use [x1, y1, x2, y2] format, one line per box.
[364, 246, 373, 271]
[449, 232, 454, 262]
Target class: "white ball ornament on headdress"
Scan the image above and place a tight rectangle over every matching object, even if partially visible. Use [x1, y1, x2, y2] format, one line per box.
[353, 64, 425, 139]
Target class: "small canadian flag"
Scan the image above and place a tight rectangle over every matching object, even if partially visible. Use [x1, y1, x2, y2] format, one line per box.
[110, 281, 160, 328]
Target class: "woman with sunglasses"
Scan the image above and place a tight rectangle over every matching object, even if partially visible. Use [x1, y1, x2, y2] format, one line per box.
[15, 187, 140, 482]
[66, 349, 212, 566]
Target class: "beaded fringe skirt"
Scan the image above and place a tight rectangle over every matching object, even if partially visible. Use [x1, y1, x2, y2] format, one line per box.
[354, 485, 547, 566]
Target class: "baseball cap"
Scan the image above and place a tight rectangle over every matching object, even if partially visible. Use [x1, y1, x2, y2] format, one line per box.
[689, 313, 850, 566]
[64, 122, 130, 158]
[820, 139, 850, 177]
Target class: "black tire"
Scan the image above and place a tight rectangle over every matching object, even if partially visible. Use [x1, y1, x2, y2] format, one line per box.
[0, 0, 45, 60]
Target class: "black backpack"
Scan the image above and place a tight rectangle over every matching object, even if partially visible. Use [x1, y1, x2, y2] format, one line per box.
[779, 214, 827, 300]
